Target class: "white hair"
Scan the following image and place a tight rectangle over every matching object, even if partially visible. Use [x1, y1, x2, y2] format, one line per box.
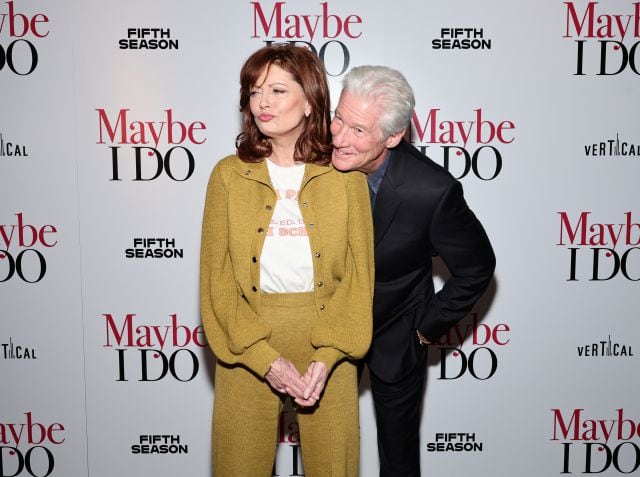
[341, 65, 415, 139]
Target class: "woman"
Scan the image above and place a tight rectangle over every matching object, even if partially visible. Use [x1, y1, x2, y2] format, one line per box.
[199, 44, 374, 476]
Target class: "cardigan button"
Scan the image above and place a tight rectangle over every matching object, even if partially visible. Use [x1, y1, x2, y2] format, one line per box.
[319, 304, 325, 310]
[314, 252, 321, 258]
[308, 223, 315, 228]
[302, 201, 308, 207]
[265, 205, 272, 211]
[252, 286, 257, 292]
[257, 227, 264, 233]
[317, 281, 323, 287]
[245, 170, 251, 175]
[252, 256, 257, 263]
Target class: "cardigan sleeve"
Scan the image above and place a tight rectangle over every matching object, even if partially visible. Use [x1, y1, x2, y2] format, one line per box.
[199, 161, 280, 377]
[309, 171, 374, 370]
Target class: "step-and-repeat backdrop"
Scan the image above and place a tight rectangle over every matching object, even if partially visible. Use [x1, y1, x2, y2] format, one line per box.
[2, 1, 639, 476]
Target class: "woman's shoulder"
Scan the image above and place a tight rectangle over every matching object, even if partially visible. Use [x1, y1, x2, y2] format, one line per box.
[209, 154, 246, 178]
[330, 166, 367, 185]
[203, 155, 242, 190]
[214, 154, 243, 170]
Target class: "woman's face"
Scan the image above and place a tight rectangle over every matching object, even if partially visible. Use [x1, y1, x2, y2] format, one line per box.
[249, 64, 311, 143]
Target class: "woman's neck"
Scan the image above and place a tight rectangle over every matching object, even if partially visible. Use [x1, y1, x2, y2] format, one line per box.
[267, 138, 298, 166]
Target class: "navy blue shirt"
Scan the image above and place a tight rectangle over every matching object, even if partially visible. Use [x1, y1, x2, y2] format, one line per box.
[367, 149, 393, 209]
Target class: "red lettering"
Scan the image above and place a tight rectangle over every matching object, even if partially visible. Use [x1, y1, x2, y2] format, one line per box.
[411, 108, 514, 147]
[343, 15, 362, 38]
[0, 213, 58, 251]
[471, 314, 510, 346]
[564, 2, 640, 40]
[96, 109, 206, 146]
[0, 413, 65, 446]
[103, 313, 136, 347]
[6, 0, 29, 37]
[471, 317, 491, 346]
[551, 408, 640, 444]
[552, 408, 583, 440]
[31, 13, 49, 37]
[557, 211, 590, 245]
[411, 109, 438, 144]
[103, 313, 207, 349]
[0, 2, 50, 37]
[557, 212, 640, 247]
[564, 2, 596, 38]
[436, 314, 510, 348]
[491, 323, 510, 345]
[250, 1, 362, 40]
[96, 108, 128, 144]
[26, 412, 46, 445]
[470, 109, 515, 145]
[251, 1, 283, 38]
[193, 327, 207, 347]
[39, 224, 57, 247]
[171, 313, 191, 347]
[188, 121, 207, 144]
[17, 212, 37, 247]
[321, 2, 341, 38]
[617, 408, 639, 440]
[625, 212, 640, 246]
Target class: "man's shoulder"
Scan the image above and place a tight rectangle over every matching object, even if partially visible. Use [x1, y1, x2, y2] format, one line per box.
[393, 140, 457, 187]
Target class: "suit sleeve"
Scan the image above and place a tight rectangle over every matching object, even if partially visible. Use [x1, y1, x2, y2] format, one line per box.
[421, 180, 496, 341]
[309, 172, 374, 370]
[199, 163, 280, 377]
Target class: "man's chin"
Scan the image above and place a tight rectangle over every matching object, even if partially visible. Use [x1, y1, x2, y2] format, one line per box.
[331, 155, 354, 172]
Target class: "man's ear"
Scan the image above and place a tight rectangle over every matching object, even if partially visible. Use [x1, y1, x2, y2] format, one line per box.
[384, 130, 405, 149]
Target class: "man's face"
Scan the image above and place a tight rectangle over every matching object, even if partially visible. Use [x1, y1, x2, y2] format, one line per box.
[330, 91, 401, 174]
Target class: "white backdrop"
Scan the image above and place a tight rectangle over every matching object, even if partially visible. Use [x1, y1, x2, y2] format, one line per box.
[2, 1, 639, 476]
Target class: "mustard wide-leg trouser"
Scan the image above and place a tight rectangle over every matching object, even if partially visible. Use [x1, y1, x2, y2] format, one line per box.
[211, 292, 359, 477]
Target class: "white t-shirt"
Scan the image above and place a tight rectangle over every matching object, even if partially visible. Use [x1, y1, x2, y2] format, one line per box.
[260, 159, 314, 293]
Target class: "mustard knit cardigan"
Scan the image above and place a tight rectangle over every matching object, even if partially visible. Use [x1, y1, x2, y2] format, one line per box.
[200, 155, 374, 377]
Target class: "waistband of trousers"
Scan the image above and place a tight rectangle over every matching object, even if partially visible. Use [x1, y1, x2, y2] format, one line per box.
[259, 291, 316, 307]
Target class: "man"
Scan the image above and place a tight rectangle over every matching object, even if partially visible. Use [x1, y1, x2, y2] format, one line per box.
[331, 65, 496, 476]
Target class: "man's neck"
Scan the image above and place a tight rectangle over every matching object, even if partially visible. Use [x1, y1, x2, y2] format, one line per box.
[363, 148, 390, 175]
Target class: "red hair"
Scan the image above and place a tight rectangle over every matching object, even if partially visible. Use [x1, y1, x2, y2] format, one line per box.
[235, 44, 332, 165]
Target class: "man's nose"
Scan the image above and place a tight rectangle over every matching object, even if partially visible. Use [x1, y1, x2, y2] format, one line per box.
[331, 123, 347, 145]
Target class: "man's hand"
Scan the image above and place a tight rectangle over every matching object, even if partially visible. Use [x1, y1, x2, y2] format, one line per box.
[416, 329, 431, 346]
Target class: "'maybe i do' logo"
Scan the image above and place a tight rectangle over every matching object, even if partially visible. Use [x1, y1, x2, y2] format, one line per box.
[102, 313, 207, 382]
[552, 408, 640, 474]
[431, 313, 510, 381]
[0, 213, 57, 284]
[410, 108, 515, 181]
[95, 108, 207, 182]
[0, 1, 49, 76]
[0, 412, 64, 477]
[565, 2, 640, 76]
[557, 211, 640, 281]
[251, 1, 362, 77]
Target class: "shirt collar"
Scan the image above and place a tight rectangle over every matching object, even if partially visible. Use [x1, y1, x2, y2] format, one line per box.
[367, 148, 393, 195]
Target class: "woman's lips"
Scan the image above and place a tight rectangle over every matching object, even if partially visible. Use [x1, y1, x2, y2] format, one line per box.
[258, 113, 274, 121]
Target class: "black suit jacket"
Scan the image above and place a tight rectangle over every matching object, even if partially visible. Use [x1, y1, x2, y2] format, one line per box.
[367, 140, 496, 383]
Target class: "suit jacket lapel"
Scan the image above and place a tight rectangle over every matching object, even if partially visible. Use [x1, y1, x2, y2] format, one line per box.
[373, 148, 404, 246]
